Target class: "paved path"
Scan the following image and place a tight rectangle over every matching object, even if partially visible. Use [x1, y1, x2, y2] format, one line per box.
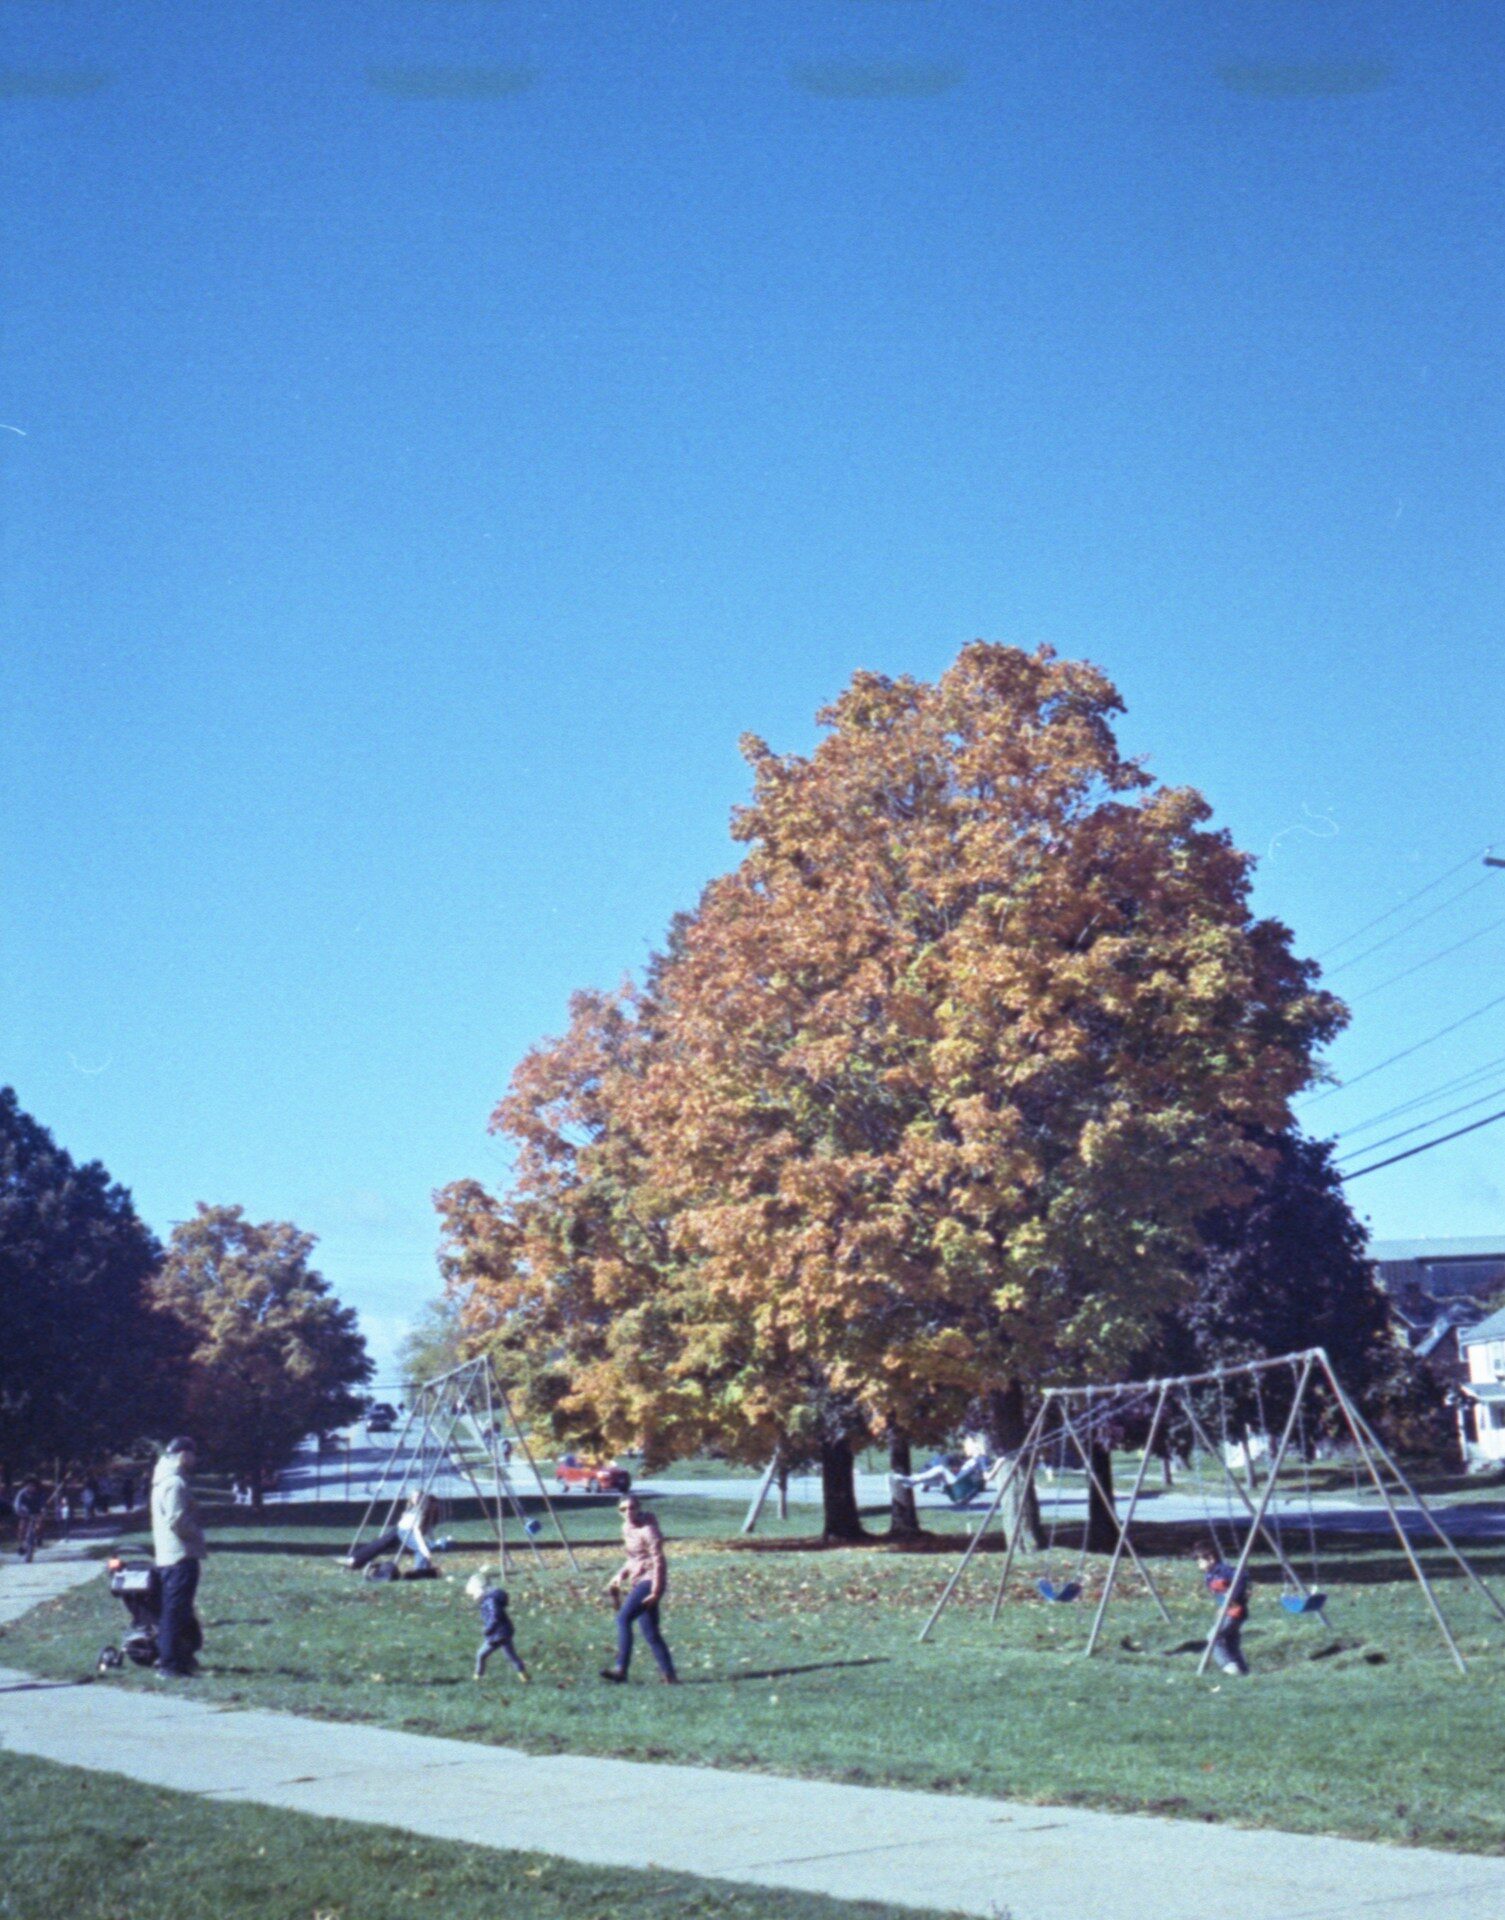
[3, 1552, 1504, 1919]
[268, 1432, 1505, 1544]
[0, 1541, 108, 1630]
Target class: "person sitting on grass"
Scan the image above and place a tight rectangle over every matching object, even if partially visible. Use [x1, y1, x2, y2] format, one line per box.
[600, 1493, 677, 1685]
[342, 1490, 440, 1573]
[1195, 1540, 1251, 1676]
[466, 1570, 530, 1683]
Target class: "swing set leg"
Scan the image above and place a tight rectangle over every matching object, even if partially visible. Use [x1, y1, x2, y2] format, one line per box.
[918, 1401, 1049, 1644]
[1058, 1405, 1174, 1627]
[1084, 1386, 1170, 1656]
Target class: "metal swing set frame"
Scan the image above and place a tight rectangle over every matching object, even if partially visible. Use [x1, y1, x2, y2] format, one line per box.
[919, 1346, 1505, 1675]
[346, 1356, 581, 1578]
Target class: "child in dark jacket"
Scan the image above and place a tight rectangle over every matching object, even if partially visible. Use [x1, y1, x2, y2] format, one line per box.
[1196, 1541, 1251, 1675]
[468, 1573, 529, 1682]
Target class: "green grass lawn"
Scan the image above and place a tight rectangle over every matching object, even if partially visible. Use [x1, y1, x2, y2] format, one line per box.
[639, 1456, 763, 1482]
[0, 1749, 956, 1920]
[5, 1498, 1503, 1857]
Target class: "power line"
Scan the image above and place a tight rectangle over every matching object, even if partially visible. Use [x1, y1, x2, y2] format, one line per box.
[1341, 1105, 1505, 1181]
[1335, 1079, 1505, 1163]
[1315, 846, 1493, 962]
[1323, 871, 1496, 979]
[1332, 1051, 1505, 1140]
[1346, 910, 1505, 1005]
[1301, 988, 1505, 1106]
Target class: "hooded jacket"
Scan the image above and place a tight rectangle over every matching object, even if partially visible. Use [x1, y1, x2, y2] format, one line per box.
[151, 1451, 208, 1565]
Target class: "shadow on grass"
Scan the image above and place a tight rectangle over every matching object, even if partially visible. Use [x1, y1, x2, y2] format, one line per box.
[207, 1541, 358, 1559]
[720, 1656, 889, 1685]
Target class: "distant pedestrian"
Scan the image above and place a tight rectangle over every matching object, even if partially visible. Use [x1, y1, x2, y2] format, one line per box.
[14, 1477, 45, 1562]
[54, 1487, 73, 1539]
[81, 1478, 99, 1523]
[600, 1494, 676, 1685]
[467, 1572, 529, 1682]
[151, 1438, 208, 1679]
[1195, 1541, 1251, 1677]
[120, 1474, 136, 1512]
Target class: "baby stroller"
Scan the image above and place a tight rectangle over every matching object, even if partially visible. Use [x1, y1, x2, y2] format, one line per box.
[97, 1557, 202, 1673]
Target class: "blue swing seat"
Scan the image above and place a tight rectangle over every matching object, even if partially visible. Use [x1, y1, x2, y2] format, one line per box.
[1037, 1578, 1082, 1604]
[1280, 1591, 1327, 1616]
[524, 1519, 542, 1536]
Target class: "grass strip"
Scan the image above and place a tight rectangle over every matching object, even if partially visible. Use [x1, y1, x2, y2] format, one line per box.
[0, 1747, 959, 1920]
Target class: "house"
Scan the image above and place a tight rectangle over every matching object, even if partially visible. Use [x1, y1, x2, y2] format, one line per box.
[1460, 1308, 1505, 1466]
[1369, 1238, 1505, 1464]
[1372, 1237, 1505, 1377]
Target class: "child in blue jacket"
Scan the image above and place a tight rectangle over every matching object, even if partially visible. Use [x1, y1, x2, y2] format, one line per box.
[1196, 1541, 1251, 1675]
[467, 1571, 529, 1682]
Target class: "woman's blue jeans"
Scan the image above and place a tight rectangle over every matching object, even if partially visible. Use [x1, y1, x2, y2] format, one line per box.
[616, 1579, 675, 1679]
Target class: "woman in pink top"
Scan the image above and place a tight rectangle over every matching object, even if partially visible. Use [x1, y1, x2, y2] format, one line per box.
[600, 1494, 677, 1684]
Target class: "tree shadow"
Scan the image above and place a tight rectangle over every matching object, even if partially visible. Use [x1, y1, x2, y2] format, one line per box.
[687, 1656, 890, 1687]
[207, 1541, 358, 1559]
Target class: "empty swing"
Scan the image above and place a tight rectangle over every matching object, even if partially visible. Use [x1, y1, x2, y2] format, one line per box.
[1189, 1373, 1238, 1571]
[1036, 1415, 1088, 1602]
[1279, 1381, 1328, 1616]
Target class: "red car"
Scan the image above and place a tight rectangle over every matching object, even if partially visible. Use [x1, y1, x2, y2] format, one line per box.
[554, 1459, 632, 1494]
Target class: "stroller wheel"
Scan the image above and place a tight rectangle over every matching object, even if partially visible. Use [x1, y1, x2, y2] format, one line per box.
[98, 1645, 124, 1672]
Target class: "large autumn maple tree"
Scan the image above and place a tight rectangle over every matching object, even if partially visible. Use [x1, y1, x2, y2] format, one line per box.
[440, 644, 1342, 1537]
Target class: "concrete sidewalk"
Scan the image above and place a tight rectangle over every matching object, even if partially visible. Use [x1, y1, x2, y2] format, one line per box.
[0, 1541, 109, 1630]
[2, 1553, 1503, 1919]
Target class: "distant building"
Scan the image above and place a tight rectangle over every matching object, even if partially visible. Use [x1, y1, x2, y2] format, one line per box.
[1371, 1237, 1505, 1324]
[1460, 1309, 1505, 1466]
[1370, 1238, 1505, 1464]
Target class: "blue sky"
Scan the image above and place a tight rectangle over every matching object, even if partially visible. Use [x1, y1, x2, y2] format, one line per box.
[4, 3, 1503, 1380]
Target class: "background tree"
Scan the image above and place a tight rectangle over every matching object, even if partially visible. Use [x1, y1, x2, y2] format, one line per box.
[0, 1087, 179, 1477]
[443, 644, 1343, 1539]
[1112, 1129, 1388, 1539]
[396, 1292, 470, 1392]
[153, 1204, 371, 1507]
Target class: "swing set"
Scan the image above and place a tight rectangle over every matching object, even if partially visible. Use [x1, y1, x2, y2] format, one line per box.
[920, 1347, 1505, 1675]
[346, 1357, 581, 1579]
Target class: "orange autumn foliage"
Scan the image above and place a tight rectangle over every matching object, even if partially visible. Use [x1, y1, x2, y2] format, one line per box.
[438, 644, 1343, 1468]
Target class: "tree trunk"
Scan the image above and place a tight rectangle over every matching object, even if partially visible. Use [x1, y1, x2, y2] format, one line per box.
[887, 1432, 922, 1538]
[819, 1436, 865, 1541]
[1085, 1441, 1118, 1552]
[985, 1380, 1041, 1549]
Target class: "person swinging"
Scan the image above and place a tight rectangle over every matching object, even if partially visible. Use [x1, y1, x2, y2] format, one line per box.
[890, 1436, 995, 1505]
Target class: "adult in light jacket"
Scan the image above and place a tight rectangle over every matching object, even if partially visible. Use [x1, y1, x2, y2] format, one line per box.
[151, 1437, 208, 1678]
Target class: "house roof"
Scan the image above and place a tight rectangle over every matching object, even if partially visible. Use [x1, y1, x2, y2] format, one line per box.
[1462, 1380, 1505, 1404]
[1460, 1306, 1505, 1348]
[1370, 1237, 1505, 1264]
[1415, 1318, 1463, 1359]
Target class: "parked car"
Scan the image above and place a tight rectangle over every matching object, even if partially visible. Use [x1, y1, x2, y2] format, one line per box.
[366, 1402, 398, 1434]
[554, 1460, 632, 1494]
